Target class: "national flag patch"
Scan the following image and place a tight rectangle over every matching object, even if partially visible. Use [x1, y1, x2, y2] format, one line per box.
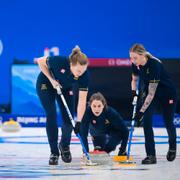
[60, 69, 65, 73]
[169, 99, 174, 104]
[92, 120, 96, 124]
[69, 91, 73, 95]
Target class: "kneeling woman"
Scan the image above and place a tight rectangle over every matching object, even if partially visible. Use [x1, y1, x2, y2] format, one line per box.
[80, 92, 129, 155]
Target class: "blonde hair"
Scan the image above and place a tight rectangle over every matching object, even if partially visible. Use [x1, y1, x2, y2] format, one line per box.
[89, 92, 107, 109]
[130, 43, 160, 61]
[69, 45, 89, 66]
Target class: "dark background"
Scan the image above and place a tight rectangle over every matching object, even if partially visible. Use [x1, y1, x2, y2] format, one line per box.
[76, 59, 180, 119]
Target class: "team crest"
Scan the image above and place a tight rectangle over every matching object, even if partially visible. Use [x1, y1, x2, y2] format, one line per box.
[147, 68, 149, 74]
[41, 84, 47, 90]
[74, 76, 79, 80]
[105, 119, 110, 124]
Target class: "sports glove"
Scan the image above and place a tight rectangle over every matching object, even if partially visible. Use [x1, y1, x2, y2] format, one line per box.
[74, 121, 81, 134]
[133, 111, 144, 127]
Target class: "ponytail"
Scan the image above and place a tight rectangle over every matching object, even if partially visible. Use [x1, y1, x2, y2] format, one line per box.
[130, 43, 160, 61]
[69, 45, 89, 65]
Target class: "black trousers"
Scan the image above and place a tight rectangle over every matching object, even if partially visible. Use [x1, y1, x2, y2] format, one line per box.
[36, 73, 74, 155]
[143, 96, 177, 156]
[92, 129, 129, 153]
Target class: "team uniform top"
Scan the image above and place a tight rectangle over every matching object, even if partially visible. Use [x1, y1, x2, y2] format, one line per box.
[132, 58, 176, 98]
[40, 56, 89, 91]
[80, 106, 128, 151]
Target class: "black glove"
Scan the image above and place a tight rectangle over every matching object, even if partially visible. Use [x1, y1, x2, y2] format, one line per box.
[74, 121, 81, 134]
[133, 111, 144, 127]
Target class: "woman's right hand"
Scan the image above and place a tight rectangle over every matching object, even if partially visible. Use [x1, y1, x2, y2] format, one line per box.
[50, 79, 62, 89]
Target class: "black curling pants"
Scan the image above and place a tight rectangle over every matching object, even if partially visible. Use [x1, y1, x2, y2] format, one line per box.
[143, 96, 177, 156]
[36, 73, 74, 155]
[92, 128, 129, 153]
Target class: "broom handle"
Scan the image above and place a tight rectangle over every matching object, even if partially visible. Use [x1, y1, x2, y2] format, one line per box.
[127, 95, 138, 160]
[56, 86, 91, 161]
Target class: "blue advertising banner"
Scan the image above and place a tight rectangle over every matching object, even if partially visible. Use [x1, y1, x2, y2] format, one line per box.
[0, 114, 62, 127]
[153, 114, 180, 128]
[0, 114, 179, 128]
[11, 65, 44, 115]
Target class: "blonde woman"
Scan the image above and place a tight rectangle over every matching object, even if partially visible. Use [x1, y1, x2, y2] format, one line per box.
[130, 43, 177, 164]
[36, 46, 89, 165]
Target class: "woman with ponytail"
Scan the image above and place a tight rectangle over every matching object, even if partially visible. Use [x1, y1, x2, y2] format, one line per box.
[36, 46, 89, 165]
[130, 43, 177, 164]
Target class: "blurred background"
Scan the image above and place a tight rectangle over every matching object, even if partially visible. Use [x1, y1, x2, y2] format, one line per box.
[0, 0, 180, 127]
